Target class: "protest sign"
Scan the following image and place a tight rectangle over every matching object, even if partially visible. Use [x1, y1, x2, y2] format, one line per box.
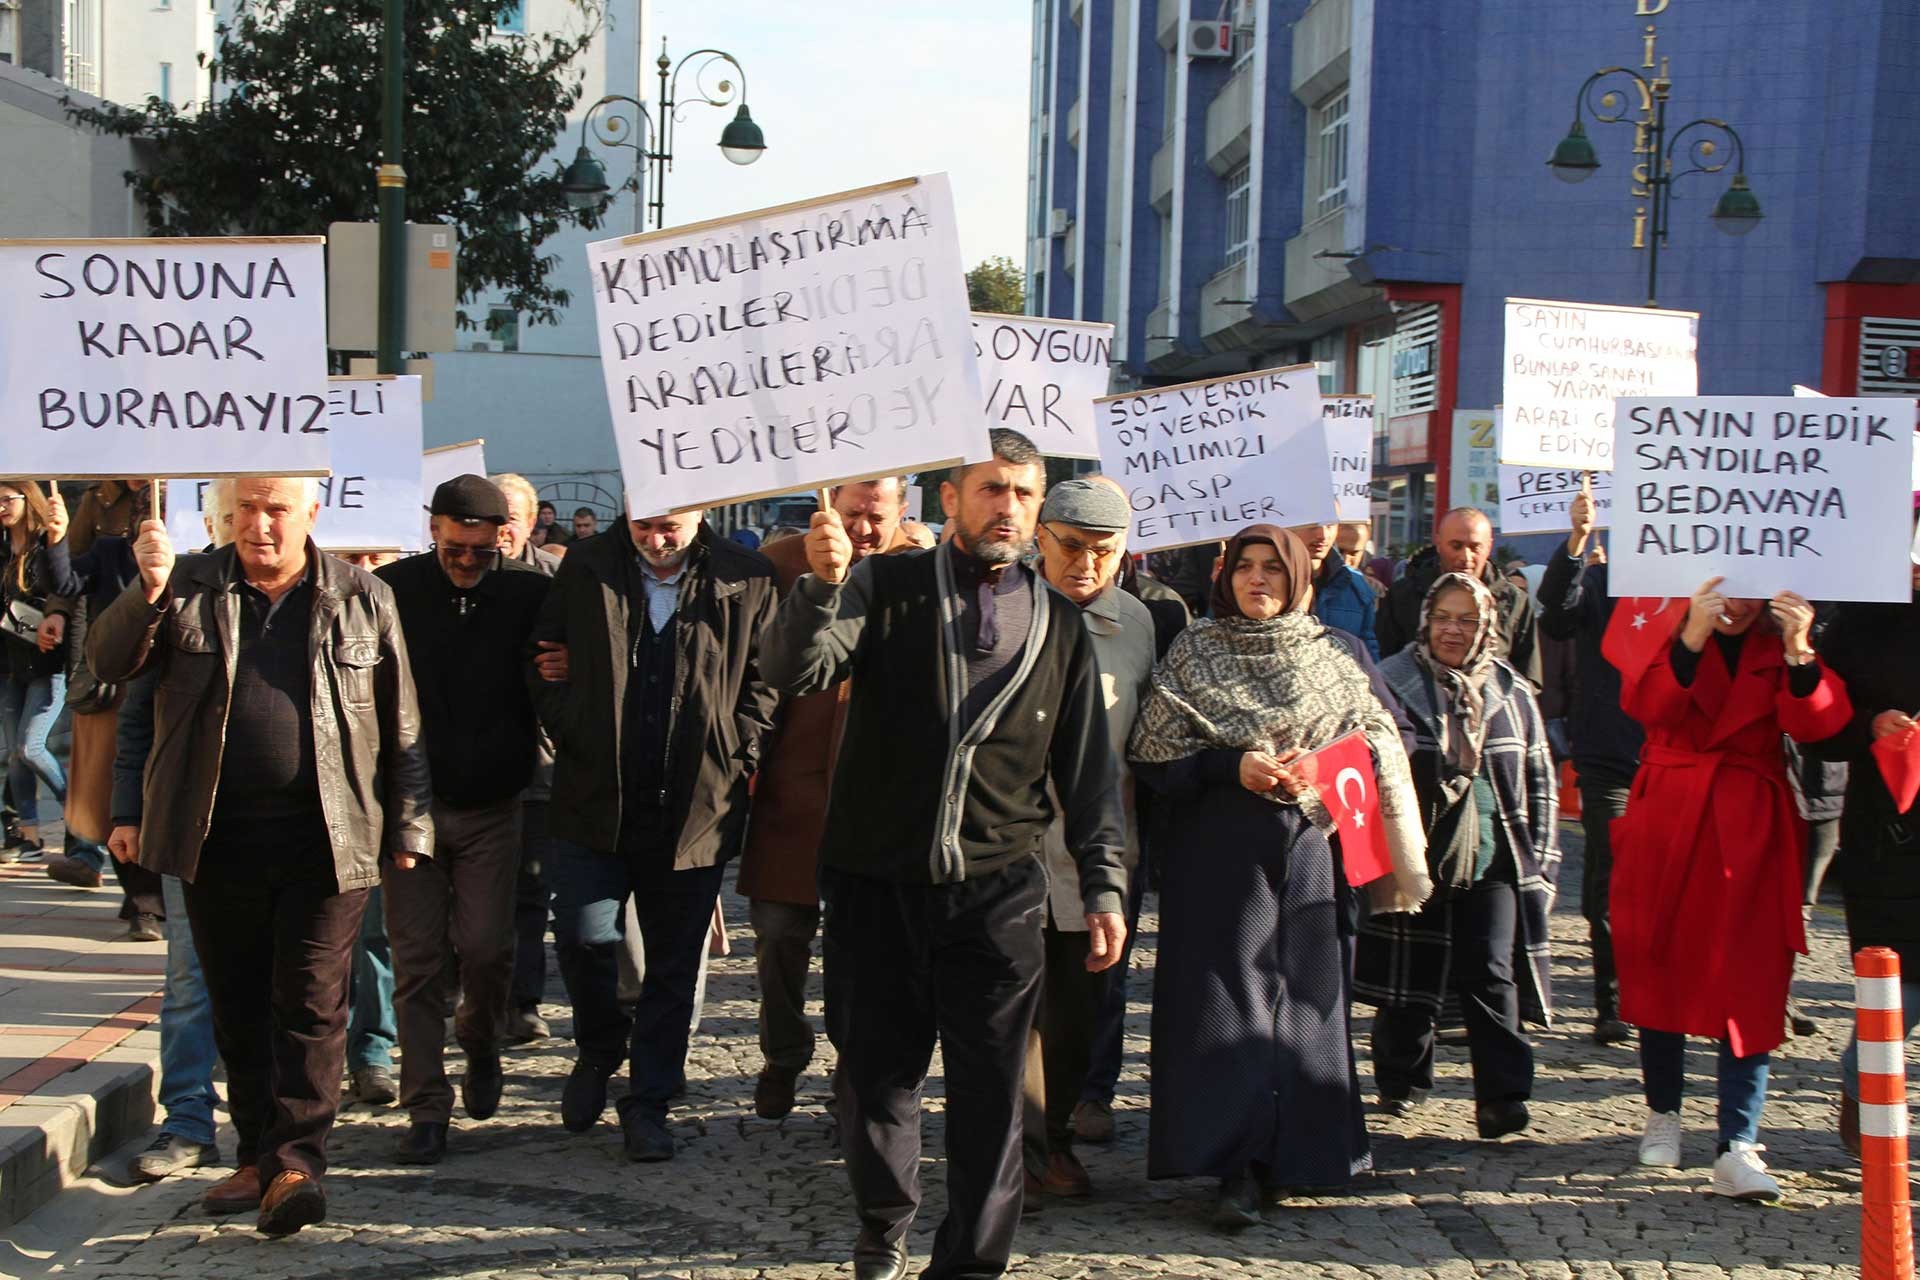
[1500, 297, 1697, 469]
[0, 237, 330, 479]
[1499, 465, 1614, 535]
[1096, 364, 1335, 553]
[420, 438, 487, 548]
[971, 312, 1113, 459]
[1612, 395, 1918, 603]
[164, 376, 426, 553]
[583, 175, 986, 518]
[1322, 395, 1374, 522]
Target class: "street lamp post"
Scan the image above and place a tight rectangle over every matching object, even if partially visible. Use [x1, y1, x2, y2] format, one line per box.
[1546, 64, 1762, 307]
[561, 38, 766, 233]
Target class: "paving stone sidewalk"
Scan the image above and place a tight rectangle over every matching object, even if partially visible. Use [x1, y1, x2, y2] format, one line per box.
[2, 821, 1891, 1279]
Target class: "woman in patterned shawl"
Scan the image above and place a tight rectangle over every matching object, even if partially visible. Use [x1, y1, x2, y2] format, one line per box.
[1356, 572, 1560, 1142]
[1130, 526, 1428, 1230]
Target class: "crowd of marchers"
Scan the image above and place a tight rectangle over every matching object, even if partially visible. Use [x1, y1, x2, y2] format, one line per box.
[0, 437, 1914, 1280]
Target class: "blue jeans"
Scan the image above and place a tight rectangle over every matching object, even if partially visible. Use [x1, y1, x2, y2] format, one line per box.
[157, 875, 219, 1145]
[1640, 1029, 1770, 1147]
[348, 883, 396, 1072]
[547, 832, 724, 1124]
[0, 672, 66, 826]
[1840, 977, 1920, 1100]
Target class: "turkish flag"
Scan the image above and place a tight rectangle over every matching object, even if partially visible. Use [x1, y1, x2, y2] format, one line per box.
[1296, 730, 1393, 886]
[1601, 595, 1689, 687]
[1872, 726, 1920, 815]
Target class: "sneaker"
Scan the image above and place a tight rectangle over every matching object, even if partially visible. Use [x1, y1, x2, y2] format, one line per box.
[1071, 1098, 1115, 1144]
[125, 912, 164, 943]
[1638, 1109, 1683, 1168]
[128, 1130, 219, 1182]
[1710, 1142, 1781, 1200]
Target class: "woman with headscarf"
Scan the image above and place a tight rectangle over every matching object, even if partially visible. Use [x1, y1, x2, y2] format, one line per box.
[1610, 576, 1850, 1200]
[1130, 526, 1429, 1230]
[1356, 573, 1560, 1140]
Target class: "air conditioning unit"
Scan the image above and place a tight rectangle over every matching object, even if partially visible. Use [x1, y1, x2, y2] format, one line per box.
[1048, 208, 1070, 238]
[1185, 19, 1231, 58]
[467, 339, 497, 353]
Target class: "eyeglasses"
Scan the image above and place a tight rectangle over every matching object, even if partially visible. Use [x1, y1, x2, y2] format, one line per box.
[1039, 525, 1123, 565]
[1428, 613, 1481, 634]
[436, 543, 496, 563]
[0, 496, 25, 507]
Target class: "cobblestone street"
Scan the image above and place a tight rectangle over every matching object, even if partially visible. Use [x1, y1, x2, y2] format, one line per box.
[6, 823, 1882, 1279]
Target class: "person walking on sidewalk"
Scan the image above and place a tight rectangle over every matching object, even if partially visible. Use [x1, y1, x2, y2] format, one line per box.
[377, 476, 551, 1164]
[88, 477, 433, 1236]
[532, 505, 777, 1162]
[0, 480, 81, 865]
[763, 429, 1129, 1280]
[737, 475, 913, 1121]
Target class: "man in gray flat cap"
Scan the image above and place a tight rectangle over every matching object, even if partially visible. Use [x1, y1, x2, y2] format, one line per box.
[376, 476, 553, 1164]
[1023, 478, 1156, 1200]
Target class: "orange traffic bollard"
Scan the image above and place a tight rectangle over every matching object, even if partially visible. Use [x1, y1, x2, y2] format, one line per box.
[1856, 946, 1914, 1280]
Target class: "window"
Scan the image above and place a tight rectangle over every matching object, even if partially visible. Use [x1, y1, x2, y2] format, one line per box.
[494, 1, 525, 33]
[1312, 331, 1344, 394]
[1161, 47, 1178, 141]
[158, 62, 171, 103]
[1222, 162, 1251, 268]
[1157, 217, 1173, 303]
[1231, 0, 1255, 69]
[1315, 89, 1350, 217]
[487, 307, 520, 352]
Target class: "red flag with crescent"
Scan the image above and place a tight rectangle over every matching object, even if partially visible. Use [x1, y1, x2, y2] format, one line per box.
[1601, 595, 1689, 688]
[1873, 725, 1920, 815]
[1296, 730, 1392, 886]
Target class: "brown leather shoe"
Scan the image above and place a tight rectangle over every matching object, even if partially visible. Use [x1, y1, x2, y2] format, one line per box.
[256, 1170, 327, 1237]
[203, 1165, 263, 1215]
[1040, 1149, 1092, 1197]
[1071, 1098, 1115, 1144]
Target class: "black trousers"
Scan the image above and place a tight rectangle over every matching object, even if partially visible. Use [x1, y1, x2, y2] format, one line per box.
[823, 858, 1046, 1280]
[1372, 878, 1532, 1104]
[512, 799, 552, 1013]
[183, 834, 369, 1182]
[1578, 775, 1632, 1019]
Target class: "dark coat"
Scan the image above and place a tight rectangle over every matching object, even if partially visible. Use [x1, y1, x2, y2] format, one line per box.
[1804, 593, 1920, 967]
[1535, 552, 1642, 783]
[1118, 560, 1191, 660]
[531, 521, 778, 866]
[86, 542, 435, 889]
[1378, 546, 1540, 689]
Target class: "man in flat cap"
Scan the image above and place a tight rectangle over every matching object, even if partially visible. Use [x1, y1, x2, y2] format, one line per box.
[375, 475, 552, 1163]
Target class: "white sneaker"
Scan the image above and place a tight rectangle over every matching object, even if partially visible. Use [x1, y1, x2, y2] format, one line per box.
[1710, 1141, 1781, 1200]
[1638, 1110, 1683, 1167]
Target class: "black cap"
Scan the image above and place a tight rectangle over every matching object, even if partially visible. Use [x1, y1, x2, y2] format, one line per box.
[430, 474, 508, 525]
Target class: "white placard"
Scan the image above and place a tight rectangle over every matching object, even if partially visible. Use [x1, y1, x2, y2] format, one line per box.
[972, 313, 1113, 459]
[164, 376, 427, 553]
[420, 438, 487, 549]
[0, 237, 331, 479]
[1322, 395, 1374, 521]
[584, 175, 987, 518]
[1501, 297, 1698, 469]
[1612, 395, 1918, 603]
[1499, 465, 1614, 535]
[904, 483, 925, 520]
[1097, 365, 1335, 553]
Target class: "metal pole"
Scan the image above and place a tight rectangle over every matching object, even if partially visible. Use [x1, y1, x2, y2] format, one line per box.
[376, 0, 407, 374]
[651, 39, 671, 229]
[1646, 80, 1667, 308]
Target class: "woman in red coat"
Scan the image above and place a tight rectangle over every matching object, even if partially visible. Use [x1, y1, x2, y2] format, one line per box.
[1612, 575, 1850, 1201]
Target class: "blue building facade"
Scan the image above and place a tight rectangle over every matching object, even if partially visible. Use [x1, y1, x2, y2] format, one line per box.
[1028, 0, 1920, 550]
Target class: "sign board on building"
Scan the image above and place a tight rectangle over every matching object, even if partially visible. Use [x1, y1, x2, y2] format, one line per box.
[1322, 395, 1375, 521]
[326, 223, 460, 353]
[0, 236, 331, 479]
[1449, 408, 1499, 510]
[1500, 297, 1698, 470]
[971, 312, 1113, 459]
[582, 175, 987, 518]
[1096, 364, 1335, 553]
[1387, 412, 1430, 466]
[1611, 395, 1918, 603]
[165, 375, 428, 554]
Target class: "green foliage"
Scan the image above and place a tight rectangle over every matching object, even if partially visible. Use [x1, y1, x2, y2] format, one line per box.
[68, 0, 604, 333]
[965, 254, 1025, 316]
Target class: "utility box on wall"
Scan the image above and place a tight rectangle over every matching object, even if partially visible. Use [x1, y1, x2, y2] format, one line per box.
[326, 222, 458, 353]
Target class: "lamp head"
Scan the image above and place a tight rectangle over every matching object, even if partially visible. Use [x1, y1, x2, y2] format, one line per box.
[561, 146, 610, 209]
[1547, 120, 1600, 184]
[719, 105, 766, 166]
[1711, 173, 1762, 236]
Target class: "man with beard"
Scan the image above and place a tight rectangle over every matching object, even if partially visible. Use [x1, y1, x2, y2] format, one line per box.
[532, 503, 777, 1162]
[763, 428, 1128, 1280]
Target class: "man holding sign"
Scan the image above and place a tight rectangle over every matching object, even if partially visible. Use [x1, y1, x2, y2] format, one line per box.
[86, 478, 433, 1236]
[762, 429, 1126, 1280]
